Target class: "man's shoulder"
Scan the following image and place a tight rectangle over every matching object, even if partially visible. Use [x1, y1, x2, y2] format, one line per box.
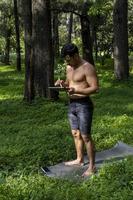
[66, 65, 72, 71]
[82, 61, 94, 72]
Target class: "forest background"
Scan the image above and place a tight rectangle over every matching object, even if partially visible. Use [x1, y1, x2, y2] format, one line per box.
[0, 0, 133, 199]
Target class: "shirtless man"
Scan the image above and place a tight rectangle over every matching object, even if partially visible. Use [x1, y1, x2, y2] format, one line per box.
[55, 43, 99, 176]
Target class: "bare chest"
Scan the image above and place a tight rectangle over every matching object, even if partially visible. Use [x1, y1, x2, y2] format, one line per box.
[67, 68, 85, 83]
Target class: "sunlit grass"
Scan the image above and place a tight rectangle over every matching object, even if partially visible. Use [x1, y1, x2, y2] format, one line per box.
[0, 65, 24, 100]
[0, 63, 133, 200]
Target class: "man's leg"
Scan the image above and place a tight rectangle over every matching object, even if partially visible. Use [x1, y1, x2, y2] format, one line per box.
[65, 129, 84, 165]
[81, 134, 96, 176]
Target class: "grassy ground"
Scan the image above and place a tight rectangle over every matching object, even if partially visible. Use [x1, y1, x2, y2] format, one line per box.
[0, 62, 133, 200]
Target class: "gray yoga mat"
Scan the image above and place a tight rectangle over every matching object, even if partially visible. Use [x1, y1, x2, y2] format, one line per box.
[41, 141, 133, 179]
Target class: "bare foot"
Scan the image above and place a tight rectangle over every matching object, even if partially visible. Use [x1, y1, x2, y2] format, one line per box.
[82, 166, 96, 177]
[64, 159, 84, 166]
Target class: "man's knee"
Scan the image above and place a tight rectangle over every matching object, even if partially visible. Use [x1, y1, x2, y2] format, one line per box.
[72, 130, 81, 138]
[82, 135, 91, 143]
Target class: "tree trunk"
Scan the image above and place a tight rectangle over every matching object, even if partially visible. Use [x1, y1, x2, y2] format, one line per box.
[52, 10, 60, 58]
[92, 26, 98, 61]
[67, 12, 73, 43]
[32, 0, 55, 98]
[13, 0, 21, 72]
[80, 2, 94, 65]
[22, 0, 34, 102]
[73, 16, 80, 38]
[4, 28, 11, 65]
[113, 0, 129, 80]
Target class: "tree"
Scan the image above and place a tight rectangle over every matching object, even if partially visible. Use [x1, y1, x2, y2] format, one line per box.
[52, 8, 60, 58]
[67, 12, 73, 43]
[4, 27, 11, 65]
[13, 0, 21, 71]
[88, 0, 113, 63]
[80, 1, 94, 65]
[51, 1, 94, 64]
[32, 0, 55, 98]
[113, 0, 129, 79]
[22, 0, 57, 101]
[0, 0, 13, 65]
[128, 0, 133, 53]
[22, 0, 34, 102]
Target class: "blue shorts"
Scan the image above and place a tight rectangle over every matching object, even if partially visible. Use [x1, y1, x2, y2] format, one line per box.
[68, 97, 94, 135]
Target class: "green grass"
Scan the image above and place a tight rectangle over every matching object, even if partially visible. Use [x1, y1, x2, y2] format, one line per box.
[0, 63, 133, 200]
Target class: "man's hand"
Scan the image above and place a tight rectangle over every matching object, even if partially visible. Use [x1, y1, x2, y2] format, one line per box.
[55, 79, 66, 87]
[67, 87, 75, 95]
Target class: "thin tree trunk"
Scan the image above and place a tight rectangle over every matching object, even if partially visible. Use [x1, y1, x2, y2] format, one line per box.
[80, 2, 94, 65]
[4, 28, 11, 65]
[13, 0, 21, 71]
[68, 12, 73, 43]
[52, 10, 60, 58]
[113, 0, 129, 79]
[93, 27, 98, 61]
[23, 0, 34, 102]
[73, 16, 80, 38]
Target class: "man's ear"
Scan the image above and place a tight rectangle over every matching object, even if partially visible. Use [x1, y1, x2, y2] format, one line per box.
[65, 55, 71, 61]
[74, 53, 79, 59]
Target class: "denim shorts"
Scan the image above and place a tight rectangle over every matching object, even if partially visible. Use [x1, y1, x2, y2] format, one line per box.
[68, 97, 94, 135]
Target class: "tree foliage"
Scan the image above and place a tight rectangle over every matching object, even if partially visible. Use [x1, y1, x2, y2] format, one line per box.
[0, 0, 132, 85]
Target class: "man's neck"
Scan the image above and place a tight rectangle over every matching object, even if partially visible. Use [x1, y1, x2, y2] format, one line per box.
[73, 57, 84, 68]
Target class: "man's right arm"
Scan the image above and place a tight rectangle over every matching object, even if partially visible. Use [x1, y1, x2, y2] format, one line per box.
[55, 65, 69, 88]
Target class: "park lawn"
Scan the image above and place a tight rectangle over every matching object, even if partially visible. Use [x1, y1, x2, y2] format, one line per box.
[0, 63, 133, 200]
